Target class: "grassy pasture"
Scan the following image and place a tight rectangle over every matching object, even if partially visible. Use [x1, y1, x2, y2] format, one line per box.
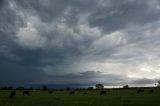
[0, 88, 160, 106]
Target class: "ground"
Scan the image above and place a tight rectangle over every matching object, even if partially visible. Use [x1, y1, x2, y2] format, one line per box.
[0, 88, 160, 106]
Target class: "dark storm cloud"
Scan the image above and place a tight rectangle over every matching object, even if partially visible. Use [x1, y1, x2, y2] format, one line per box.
[14, 0, 97, 23]
[0, 60, 47, 86]
[0, 0, 160, 87]
[30, 71, 128, 87]
[89, 0, 160, 33]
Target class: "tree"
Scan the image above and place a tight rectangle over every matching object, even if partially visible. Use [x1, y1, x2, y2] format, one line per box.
[42, 85, 48, 91]
[123, 85, 129, 89]
[157, 81, 160, 87]
[95, 84, 104, 90]
[87, 87, 94, 90]
[28, 87, 33, 90]
[16, 86, 24, 90]
[66, 88, 71, 91]
[1, 86, 13, 90]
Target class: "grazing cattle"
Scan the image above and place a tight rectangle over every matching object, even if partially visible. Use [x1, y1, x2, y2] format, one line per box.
[69, 91, 75, 95]
[9, 91, 16, 98]
[137, 89, 144, 93]
[149, 89, 154, 93]
[23, 90, 30, 96]
[100, 91, 106, 95]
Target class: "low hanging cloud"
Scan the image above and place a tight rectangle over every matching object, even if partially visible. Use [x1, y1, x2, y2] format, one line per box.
[0, 0, 160, 87]
[30, 71, 128, 86]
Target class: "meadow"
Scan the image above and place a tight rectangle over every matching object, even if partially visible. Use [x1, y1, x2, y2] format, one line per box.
[0, 88, 160, 106]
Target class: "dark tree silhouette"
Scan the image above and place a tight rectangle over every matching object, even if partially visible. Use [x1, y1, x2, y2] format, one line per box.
[157, 81, 160, 87]
[1, 86, 13, 90]
[42, 85, 48, 91]
[88, 87, 94, 90]
[123, 85, 129, 89]
[16, 86, 24, 90]
[28, 87, 33, 90]
[66, 88, 71, 91]
[95, 84, 104, 90]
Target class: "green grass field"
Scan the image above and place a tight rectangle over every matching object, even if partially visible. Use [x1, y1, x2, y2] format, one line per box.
[0, 89, 160, 106]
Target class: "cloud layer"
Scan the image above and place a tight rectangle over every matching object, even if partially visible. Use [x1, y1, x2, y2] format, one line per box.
[1, 0, 160, 87]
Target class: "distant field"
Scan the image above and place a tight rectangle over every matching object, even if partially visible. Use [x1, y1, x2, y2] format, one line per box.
[0, 88, 160, 106]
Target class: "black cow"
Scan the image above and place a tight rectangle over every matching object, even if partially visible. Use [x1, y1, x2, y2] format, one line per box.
[100, 91, 106, 95]
[23, 90, 30, 96]
[137, 89, 144, 93]
[9, 91, 16, 98]
[149, 89, 154, 93]
[69, 91, 75, 95]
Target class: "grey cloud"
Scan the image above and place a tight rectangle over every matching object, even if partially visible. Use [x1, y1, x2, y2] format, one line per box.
[131, 78, 156, 85]
[0, 0, 160, 87]
[0, 45, 22, 61]
[14, 0, 97, 23]
[0, 60, 47, 86]
[31, 71, 128, 86]
[89, 0, 160, 33]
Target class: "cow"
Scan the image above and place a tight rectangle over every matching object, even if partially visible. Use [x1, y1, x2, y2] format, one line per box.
[23, 90, 30, 96]
[137, 89, 144, 93]
[69, 91, 75, 95]
[149, 89, 154, 93]
[100, 91, 106, 95]
[9, 91, 16, 98]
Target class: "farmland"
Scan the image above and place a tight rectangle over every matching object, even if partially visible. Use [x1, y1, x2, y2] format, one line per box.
[0, 88, 160, 106]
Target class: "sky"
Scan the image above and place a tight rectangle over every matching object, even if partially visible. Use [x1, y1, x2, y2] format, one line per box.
[1, 0, 160, 88]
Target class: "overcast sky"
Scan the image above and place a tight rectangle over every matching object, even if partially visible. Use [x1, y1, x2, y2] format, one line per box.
[1, 0, 160, 87]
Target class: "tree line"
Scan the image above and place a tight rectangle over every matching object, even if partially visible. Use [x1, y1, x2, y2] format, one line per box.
[1, 81, 160, 90]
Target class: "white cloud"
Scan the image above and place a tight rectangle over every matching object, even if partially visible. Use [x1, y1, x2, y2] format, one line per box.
[16, 16, 47, 49]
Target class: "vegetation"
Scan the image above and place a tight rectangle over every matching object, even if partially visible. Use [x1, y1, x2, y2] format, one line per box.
[0, 88, 160, 106]
[95, 84, 104, 90]
[157, 81, 160, 87]
[123, 85, 129, 89]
